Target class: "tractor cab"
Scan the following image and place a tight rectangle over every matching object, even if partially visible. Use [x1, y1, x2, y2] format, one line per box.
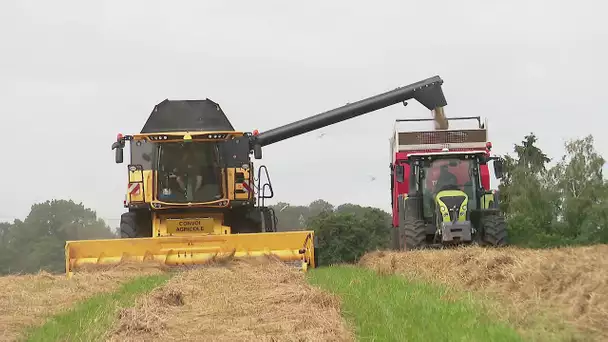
[406, 152, 503, 229]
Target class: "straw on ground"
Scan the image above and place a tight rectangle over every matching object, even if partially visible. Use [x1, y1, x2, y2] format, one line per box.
[359, 244, 608, 341]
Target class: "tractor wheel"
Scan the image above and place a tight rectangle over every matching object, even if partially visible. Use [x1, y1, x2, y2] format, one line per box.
[390, 226, 400, 250]
[402, 217, 427, 250]
[480, 215, 508, 247]
[120, 211, 152, 238]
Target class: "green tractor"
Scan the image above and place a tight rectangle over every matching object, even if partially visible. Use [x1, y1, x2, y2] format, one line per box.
[390, 118, 508, 250]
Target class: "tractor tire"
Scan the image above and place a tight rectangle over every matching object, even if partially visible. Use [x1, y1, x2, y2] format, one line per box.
[120, 211, 152, 238]
[402, 217, 427, 250]
[480, 215, 508, 247]
[390, 226, 400, 250]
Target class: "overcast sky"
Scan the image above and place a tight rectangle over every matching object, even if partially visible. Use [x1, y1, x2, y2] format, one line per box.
[1, 0, 606, 227]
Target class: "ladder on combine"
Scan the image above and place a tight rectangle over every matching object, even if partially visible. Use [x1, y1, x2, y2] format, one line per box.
[255, 165, 278, 232]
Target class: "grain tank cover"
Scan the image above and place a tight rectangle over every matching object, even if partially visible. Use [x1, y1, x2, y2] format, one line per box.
[140, 99, 235, 134]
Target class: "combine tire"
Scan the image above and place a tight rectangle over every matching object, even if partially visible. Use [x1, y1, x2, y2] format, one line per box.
[120, 211, 152, 238]
[401, 217, 427, 250]
[480, 215, 507, 246]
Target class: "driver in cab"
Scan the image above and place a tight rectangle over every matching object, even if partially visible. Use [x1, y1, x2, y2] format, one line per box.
[423, 161, 459, 216]
[434, 163, 458, 192]
[173, 145, 204, 195]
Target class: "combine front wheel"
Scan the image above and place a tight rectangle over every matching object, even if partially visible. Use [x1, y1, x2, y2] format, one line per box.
[120, 211, 152, 238]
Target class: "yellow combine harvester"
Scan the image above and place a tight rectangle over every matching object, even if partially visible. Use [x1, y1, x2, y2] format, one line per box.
[64, 75, 448, 277]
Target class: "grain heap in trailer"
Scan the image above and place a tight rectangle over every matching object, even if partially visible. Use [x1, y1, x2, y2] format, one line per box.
[64, 75, 449, 277]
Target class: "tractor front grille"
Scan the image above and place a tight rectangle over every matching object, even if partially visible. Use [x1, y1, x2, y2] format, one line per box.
[439, 195, 465, 222]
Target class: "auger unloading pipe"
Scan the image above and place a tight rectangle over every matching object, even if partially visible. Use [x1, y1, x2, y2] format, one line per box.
[251, 75, 448, 148]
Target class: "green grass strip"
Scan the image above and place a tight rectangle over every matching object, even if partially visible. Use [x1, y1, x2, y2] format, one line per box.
[24, 273, 172, 342]
[307, 266, 522, 342]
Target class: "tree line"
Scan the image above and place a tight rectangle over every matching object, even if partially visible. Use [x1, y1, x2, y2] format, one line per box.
[499, 133, 608, 247]
[0, 200, 116, 275]
[1, 132, 606, 275]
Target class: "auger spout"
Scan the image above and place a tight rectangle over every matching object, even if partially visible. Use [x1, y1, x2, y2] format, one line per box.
[251, 75, 447, 151]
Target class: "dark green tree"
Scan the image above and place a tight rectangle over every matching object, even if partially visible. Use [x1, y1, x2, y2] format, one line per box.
[499, 133, 608, 247]
[0, 200, 116, 275]
[0, 222, 14, 274]
[270, 202, 308, 231]
[308, 199, 334, 217]
[548, 135, 608, 243]
[272, 199, 336, 231]
[497, 133, 560, 246]
[307, 203, 391, 265]
[498, 133, 552, 215]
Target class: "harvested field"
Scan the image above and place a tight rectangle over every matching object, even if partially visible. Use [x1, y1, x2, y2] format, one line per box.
[0, 262, 166, 342]
[359, 244, 608, 341]
[108, 257, 354, 342]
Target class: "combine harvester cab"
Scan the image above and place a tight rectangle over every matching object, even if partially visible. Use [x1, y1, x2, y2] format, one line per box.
[389, 116, 508, 250]
[66, 75, 449, 277]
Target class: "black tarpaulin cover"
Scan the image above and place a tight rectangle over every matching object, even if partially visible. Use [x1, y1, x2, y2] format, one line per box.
[140, 99, 235, 133]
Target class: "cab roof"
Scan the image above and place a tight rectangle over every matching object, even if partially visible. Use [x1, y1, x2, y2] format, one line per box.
[140, 99, 235, 134]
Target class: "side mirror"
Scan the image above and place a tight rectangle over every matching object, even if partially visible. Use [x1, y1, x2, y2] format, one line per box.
[142, 153, 151, 162]
[395, 165, 404, 183]
[112, 141, 124, 164]
[253, 144, 262, 159]
[493, 158, 504, 179]
[115, 147, 123, 164]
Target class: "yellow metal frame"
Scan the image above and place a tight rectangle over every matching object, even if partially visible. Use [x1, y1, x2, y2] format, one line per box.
[65, 231, 316, 278]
